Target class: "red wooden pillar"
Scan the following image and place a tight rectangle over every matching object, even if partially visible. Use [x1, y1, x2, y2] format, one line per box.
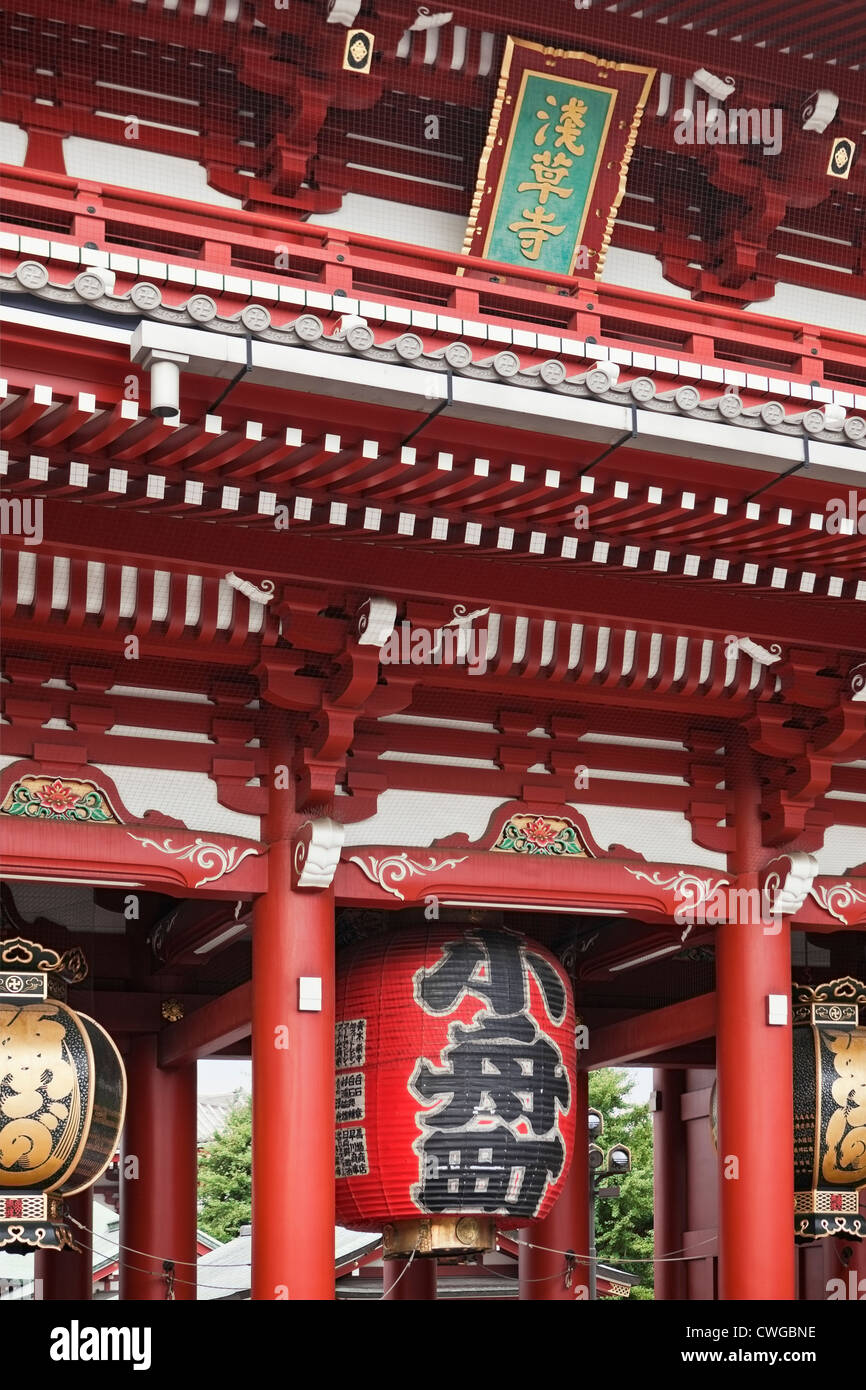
[35, 1188, 93, 1300]
[652, 1069, 687, 1300]
[251, 791, 336, 1301]
[519, 1068, 590, 1299]
[383, 1257, 437, 1300]
[716, 744, 795, 1301]
[119, 1035, 197, 1300]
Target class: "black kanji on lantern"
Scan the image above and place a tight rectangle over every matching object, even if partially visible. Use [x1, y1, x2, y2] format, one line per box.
[410, 930, 571, 1218]
[416, 1128, 565, 1214]
[414, 928, 566, 1024]
[411, 1014, 569, 1133]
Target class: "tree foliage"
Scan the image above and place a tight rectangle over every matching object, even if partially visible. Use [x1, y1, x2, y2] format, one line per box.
[197, 1094, 252, 1243]
[589, 1069, 655, 1298]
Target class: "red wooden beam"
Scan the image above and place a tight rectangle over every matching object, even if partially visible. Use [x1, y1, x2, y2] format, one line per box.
[587, 992, 716, 1067]
[436, 0, 866, 112]
[158, 981, 251, 1068]
[86, 991, 216, 1037]
[17, 499, 861, 651]
[0, 814, 265, 899]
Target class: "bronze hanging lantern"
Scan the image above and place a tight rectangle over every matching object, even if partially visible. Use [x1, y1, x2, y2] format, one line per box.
[793, 976, 866, 1242]
[0, 938, 126, 1253]
[708, 975, 866, 1243]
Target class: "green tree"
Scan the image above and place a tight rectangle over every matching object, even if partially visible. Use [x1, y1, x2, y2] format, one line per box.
[589, 1069, 655, 1299]
[198, 1095, 252, 1242]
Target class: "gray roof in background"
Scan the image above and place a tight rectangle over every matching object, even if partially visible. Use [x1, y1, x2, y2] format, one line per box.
[0, 1199, 221, 1300]
[198, 1091, 247, 1146]
[196, 1227, 381, 1301]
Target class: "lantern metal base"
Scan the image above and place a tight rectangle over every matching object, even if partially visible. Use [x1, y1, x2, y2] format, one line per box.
[795, 1190, 864, 1244]
[0, 1194, 80, 1255]
[383, 1216, 495, 1259]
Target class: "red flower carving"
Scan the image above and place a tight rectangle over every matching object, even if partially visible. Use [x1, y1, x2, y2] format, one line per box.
[522, 817, 561, 848]
[35, 779, 81, 815]
[830, 1194, 844, 1211]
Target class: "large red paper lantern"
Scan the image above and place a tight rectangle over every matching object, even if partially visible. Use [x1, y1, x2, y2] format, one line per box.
[335, 925, 576, 1255]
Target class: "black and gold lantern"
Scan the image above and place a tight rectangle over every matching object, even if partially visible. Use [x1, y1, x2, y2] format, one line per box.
[0, 938, 126, 1252]
[793, 977, 866, 1242]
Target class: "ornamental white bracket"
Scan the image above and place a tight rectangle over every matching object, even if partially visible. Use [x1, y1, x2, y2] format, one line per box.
[441, 603, 490, 631]
[356, 596, 398, 647]
[730, 637, 782, 666]
[408, 8, 454, 30]
[293, 817, 346, 890]
[226, 572, 276, 605]
[348, 851, 468, 900]
[801, 90, 839, 133]
[849, 662, 866, 702]
[327, 0, 363, 24]
[761, 852, 819, 917]
[431, 603, 490, 657]
[692, 69, 736, 101]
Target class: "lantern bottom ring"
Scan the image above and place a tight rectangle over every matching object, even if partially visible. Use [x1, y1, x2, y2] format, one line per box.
[383, 1215, 496, 1259]
[0, 1193, 79, 1254]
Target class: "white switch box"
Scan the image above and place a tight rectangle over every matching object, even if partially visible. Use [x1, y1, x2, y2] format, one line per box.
[767, 994, 788, 1026]
[298, 977, 323, 1012]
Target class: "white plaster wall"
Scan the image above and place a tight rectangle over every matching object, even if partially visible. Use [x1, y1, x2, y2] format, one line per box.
[0, 753, 258, 838]
[0, 122, 28, 165]
[63, 138, 243, 208]
[308, 193, 467, 253]
[341, 789, 505, 846]
[341, 788, 728, 869]
[566, 802, 728, 870]
[601, 246, 693, 299]
[601, 245, 863, 334]
[814, 825, 866, 877]
[94, 763, 260, 840]
[752, 281, 864, 336]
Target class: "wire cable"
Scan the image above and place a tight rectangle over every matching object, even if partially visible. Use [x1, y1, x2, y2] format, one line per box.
[509, 1231, 718, 1263]
[378, 1244, 419, 1299]
[68, 1216, 253, 1286]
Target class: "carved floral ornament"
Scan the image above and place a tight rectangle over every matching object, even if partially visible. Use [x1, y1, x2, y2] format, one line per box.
[491, 813, 590, 857]
[0, 776, 120, 824]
